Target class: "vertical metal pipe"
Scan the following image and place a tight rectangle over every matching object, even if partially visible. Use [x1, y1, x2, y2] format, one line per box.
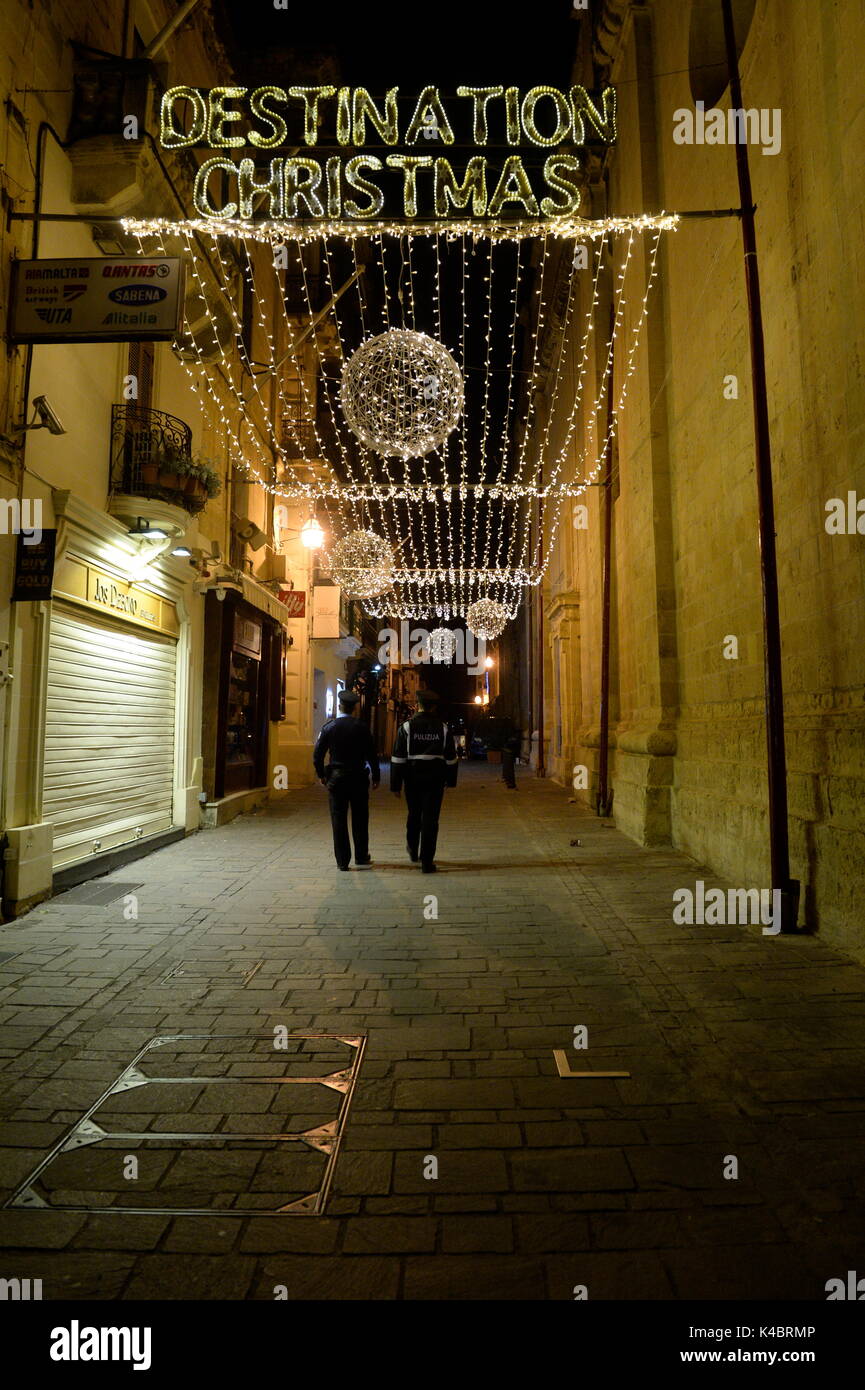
[536, 410, 546, 777]
[596, 303, 615, 815]
[721, 0, 799, 931]
[526, 509, 534, 767]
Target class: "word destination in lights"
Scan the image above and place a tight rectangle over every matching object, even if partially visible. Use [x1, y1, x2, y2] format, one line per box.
[159, 84, 617, 223]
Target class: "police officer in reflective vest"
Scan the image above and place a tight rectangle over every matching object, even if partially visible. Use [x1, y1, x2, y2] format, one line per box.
[313, 689, 380, 871]
[390, 688, 458, 873]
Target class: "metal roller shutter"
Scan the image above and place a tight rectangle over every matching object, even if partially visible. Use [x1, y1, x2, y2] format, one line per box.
[43, 602, 177, 869]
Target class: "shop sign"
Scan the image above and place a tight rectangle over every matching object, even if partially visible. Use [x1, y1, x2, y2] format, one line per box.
[312, 584, 341, 639]
[9, 257, 184, 343]
[281, 589, 306, 618]
[53, 556, 179, 637]
[12, 528, 56, 601]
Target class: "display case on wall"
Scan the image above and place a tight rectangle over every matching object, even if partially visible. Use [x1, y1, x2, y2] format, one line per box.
[225, 636, 260, 793]
[201, 591, 284, 802]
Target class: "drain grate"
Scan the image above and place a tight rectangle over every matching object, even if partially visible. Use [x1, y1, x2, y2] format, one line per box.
[4, 1031, 366, 1217]
[155, 960, 263, 986]
[0, 946, 64, 968]
[56, 880, 143, 907]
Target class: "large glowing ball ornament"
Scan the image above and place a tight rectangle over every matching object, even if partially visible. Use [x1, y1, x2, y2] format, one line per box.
[429, 628, 457, 664]
[466, 598, 508, 642]
[327, 529, 395, 600]
[340, 329, 464, 458]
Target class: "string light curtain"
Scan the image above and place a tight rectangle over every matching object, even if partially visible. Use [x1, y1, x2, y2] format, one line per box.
[127, 214, 675, 623]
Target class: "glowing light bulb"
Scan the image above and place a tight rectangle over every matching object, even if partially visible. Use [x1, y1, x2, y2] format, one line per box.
[474, 695, 483, 705]
[300, 516, 325, 549]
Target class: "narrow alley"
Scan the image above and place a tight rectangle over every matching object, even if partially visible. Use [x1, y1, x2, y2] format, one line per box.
[1, 764, 863, 1301]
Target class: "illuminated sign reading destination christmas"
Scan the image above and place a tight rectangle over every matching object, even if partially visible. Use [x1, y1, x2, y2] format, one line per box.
[158, 84, 617, 223]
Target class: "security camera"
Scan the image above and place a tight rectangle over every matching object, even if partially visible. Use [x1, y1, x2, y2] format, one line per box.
[16, 394, 66, 437]
[32, 396, 65, 435]
[232, 517, 268, 552]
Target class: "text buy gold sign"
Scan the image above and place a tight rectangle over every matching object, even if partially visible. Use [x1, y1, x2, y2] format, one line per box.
[158, 84, 617, 224]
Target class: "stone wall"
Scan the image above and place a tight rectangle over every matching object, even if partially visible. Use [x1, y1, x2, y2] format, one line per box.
[539, 0, 865, 954]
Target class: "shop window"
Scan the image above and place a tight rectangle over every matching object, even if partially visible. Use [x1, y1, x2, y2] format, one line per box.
[689, 0, 758, 107]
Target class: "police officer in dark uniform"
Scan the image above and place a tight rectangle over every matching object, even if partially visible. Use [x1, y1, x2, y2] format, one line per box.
[313, 689, 380, 870]
[390, 688, 458, 873]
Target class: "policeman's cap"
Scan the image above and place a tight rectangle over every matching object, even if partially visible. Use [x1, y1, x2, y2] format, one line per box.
[338, 690, 360, 708]
[417, 688, 440, 707]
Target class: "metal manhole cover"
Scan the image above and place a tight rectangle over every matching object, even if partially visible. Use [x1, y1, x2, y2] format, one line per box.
[4, 1031, 366, 1218]
[0, 947, 62, 967]
[154, 960, 263, 986]
[57, 880, 143, 907]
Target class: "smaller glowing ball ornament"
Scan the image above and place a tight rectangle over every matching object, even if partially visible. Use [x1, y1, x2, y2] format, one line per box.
[466, 598, 508, 642]
[340, 328, 464, 458]
[328, 529, 394, 600]
[429, 628, 457, 664]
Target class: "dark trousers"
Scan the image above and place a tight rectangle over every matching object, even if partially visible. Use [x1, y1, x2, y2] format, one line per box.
[327, 770, 369, 867]
[404, 772, 446, 866]
[502, 748, 516, 788]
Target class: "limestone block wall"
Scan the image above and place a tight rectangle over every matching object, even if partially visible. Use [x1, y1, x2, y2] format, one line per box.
[540, 0, 865, 954]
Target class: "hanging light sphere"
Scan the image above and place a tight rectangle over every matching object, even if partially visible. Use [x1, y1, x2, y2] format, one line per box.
[429, 627, 457, 664]
[340, 329, 464, 458]
[466, 598, 508, 642]
[328, 528, 395, 600]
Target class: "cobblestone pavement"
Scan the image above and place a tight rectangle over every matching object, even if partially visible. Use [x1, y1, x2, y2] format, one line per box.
[1, 763, 864, 1301]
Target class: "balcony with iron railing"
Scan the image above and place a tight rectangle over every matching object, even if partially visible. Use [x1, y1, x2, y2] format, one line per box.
[110, 404, 210, 516]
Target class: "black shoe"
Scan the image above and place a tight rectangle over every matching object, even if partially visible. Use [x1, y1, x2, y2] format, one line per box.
[422, 863, 437, 873]
[356, 856, 373, 866]
[337, 864, 350, 871]
[407, 845, 420, 862]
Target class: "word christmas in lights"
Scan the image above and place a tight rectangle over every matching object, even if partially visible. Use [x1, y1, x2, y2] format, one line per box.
[159, 84, 617, 223]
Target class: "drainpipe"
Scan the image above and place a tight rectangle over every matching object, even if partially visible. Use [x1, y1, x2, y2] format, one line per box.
[596, 303, 615, 816]
[535, 393, 546, 778]
[721, 0, 800, 933]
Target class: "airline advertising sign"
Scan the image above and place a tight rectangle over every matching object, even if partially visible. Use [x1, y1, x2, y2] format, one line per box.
[9, 257, 184, 343]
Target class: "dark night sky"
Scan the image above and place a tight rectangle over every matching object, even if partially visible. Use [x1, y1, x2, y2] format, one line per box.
[211, 0, 580, 710]
[217, 0, 578, 89]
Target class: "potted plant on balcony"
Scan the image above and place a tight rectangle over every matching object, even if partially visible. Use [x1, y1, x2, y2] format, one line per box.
[180, 459, 206, 500]
[196, 458, 222, 502]
[138, 452, 160, 487]
[155, 443, 189, 492]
